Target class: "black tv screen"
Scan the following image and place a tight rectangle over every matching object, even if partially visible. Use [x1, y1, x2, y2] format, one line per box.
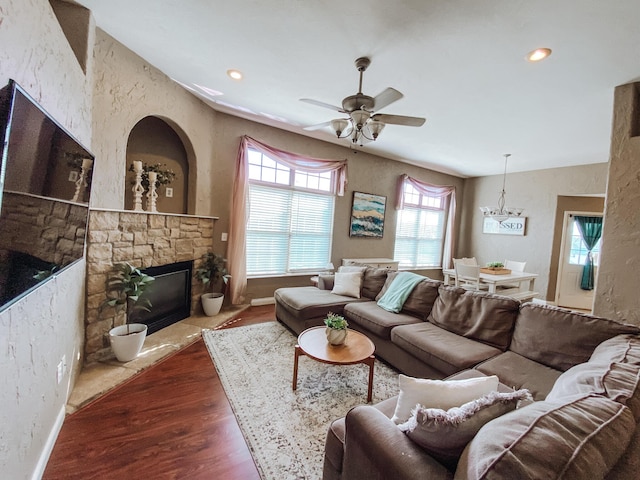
[0, 79, 95, 311]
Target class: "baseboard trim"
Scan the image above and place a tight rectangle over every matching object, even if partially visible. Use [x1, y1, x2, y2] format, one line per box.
[32, 405, 65, 480]
[250, 297, 275, 306]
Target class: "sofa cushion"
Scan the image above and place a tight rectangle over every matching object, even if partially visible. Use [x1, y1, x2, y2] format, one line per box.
[392, 323, 503, 377]
[324, 396, 398, 474]
[399, 389, 531, 469]
[428, 285, 520, 351]
[545, 359, 640, 419]
[510, 303, 640, 372]
[375, 270, 399, 300]
[454, 394, 636, 480]
[344, 301, 422, 339]
[274, 286, 368, 321]
[475, 351, 562, 401]
[391, 374, 500, 424]
[401, 278, 442, 320]
[589, 333, 640, 365]
[361, 267, 390, 300]
[375, 272, 441, 320]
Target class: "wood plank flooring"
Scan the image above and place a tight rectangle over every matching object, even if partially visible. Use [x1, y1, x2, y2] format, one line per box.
[43, 305, 276, 480]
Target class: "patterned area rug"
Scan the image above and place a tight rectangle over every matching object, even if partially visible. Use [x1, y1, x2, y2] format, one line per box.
[202, 322, 400, 480]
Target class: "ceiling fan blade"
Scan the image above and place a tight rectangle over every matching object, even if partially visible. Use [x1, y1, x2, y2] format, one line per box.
[372, 113, 426, 127]
[303, 120, 335, 131]
[300, 98, 344, 113]
[372, 88, 403, 111]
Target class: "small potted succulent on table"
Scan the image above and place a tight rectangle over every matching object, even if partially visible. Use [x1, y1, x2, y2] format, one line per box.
[324, 312, 349, 346]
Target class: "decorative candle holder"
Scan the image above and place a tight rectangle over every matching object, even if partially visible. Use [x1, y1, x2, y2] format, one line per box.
[132, 160, 144, 211]
[146, 171, 158, 212]
[71, 158, 93, 203]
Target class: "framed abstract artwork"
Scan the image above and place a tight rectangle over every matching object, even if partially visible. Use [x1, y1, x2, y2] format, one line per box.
[349, 191, 386, 238]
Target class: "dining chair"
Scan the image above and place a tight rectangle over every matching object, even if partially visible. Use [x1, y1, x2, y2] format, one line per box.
[504, 260, 526, 272]
[453, 257, 478, 266]
[499, 260, 527, 290]
[454, 263, 488, 291]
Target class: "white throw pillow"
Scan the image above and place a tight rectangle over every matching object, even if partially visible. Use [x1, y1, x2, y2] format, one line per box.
[331, 271, 362, 298]
[391, 374, 500, 424]
[338, 265, 367, 274]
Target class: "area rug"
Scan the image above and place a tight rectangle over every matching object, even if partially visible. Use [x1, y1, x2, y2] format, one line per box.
[202, 322, 400, 480]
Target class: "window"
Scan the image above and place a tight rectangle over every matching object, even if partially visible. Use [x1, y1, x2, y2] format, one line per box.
[394, 183, 448, 269]
[246, 149, 335, 276]
[569, 220, 601, 266]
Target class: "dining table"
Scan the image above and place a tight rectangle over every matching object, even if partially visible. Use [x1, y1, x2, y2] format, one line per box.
[442, 268, 539, 300]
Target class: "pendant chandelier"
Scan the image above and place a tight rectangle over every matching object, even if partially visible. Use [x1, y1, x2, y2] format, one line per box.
[479, 153, 523, 223]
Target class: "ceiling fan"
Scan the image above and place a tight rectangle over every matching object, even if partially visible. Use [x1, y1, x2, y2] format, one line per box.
[301, 57, 426, 145]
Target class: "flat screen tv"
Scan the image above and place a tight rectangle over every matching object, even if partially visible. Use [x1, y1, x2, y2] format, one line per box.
[0, 79, 95, 312]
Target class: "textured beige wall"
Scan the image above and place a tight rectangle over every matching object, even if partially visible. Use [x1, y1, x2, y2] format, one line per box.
[89, 34, 462, 303]
[91, 28, 217, 215]
[461, 163, 608, 302]
[0, 0, 94, 477]
[593, 83, 640, 325]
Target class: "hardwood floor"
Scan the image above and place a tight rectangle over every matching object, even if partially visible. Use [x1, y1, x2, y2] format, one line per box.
[43, 305, 276, 480]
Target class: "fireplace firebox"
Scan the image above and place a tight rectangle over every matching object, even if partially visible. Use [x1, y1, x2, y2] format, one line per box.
[129, 260, 193, 334]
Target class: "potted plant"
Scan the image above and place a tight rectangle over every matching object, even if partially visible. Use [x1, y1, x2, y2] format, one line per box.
[486, 262, 504, 269]
[195, 252, 231, 316]
[103, 262, 155, 362]
[324, 312, 349, 346]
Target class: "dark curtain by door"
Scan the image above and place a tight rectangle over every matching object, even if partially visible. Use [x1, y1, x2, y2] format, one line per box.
[574, 216, 603, 290]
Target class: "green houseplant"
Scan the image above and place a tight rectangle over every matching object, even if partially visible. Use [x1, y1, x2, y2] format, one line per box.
[324, 312, 348, 346]
[103, 262, 155, 361]
[195, 252, 231, 316]
[486, 262, 505, 269]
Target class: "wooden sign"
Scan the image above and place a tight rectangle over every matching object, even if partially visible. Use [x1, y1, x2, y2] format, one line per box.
[482, 217, 526, 236]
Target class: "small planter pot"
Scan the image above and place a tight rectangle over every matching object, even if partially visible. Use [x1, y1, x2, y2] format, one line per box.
[201, 293, 224, 316]
[326, 327, 347, 346]
[109, 323, 147, 362]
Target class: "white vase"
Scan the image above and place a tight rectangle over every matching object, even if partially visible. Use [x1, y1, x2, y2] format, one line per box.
[201, 293, 224, 316]
[326, 327, 347, 346]
[109, 323, 147, 362]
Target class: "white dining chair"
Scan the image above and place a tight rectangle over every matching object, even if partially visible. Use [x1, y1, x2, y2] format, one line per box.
[499, 260, 527, 290]
[454, 263, 488, 291]
[453, 257, 478, 266]
[504, 260, 526, 272]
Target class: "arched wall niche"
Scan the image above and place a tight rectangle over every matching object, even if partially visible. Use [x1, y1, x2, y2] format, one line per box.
[124, 115, 196, 214]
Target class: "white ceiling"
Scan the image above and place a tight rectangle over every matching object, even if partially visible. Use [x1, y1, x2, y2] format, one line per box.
[75, 0, 640, 178]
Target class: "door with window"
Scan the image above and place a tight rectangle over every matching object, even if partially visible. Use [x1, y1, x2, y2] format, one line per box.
[556, 212, 602, 310]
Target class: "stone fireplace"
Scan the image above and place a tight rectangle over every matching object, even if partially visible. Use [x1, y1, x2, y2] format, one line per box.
[85, 209, 217, 363]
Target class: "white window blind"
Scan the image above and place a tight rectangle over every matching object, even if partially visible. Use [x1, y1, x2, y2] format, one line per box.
[246, 183, 334, 276]
[394, 182, 447, 269]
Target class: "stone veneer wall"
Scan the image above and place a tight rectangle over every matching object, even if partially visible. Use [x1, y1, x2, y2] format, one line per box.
[85, 209, 215, 362]
[0, 192, 88, 265]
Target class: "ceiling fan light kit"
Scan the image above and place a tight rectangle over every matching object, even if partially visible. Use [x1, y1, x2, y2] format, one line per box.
[301, 57, 425, 146]
[480, 154, 524, 223]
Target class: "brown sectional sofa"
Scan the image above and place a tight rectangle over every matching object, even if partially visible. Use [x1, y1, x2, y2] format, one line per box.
[273, 267, 640, 479]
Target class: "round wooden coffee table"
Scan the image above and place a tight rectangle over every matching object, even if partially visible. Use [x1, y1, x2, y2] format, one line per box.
[292, 326, 376, 402]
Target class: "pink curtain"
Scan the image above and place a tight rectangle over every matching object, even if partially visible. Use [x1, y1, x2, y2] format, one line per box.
[227, 136, 348, 305]
[395, 174, 457, 269]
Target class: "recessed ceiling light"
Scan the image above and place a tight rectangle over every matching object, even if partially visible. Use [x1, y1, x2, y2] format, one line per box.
[227, 69, 243, 80]
[526, 48, 552, 62]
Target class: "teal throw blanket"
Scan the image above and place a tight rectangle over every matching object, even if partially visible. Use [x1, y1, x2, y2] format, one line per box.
[377, 272, 426, 313]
